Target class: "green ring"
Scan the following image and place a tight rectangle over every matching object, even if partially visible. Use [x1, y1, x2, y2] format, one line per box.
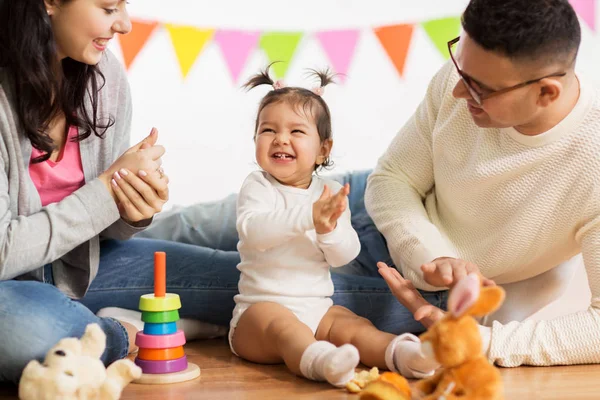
[141, 310, 180, 323]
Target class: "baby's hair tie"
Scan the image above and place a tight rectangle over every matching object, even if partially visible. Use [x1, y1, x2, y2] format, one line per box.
[311, 87, 324, 96]
[273, 80, 286, 90]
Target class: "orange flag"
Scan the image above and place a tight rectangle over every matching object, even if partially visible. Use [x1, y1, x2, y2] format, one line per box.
[118, 20, 159, 70]
[374, 24, 414, 78]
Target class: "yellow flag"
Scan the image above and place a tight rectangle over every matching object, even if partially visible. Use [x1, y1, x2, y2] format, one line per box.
[165, 24, 215, 79]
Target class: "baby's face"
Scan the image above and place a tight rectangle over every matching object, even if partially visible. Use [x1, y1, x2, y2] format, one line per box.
[255, 101, 328, 189]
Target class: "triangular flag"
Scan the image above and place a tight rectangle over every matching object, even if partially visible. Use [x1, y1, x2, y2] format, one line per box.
[315, 30, 360, 83]
[117, 20, 158, 70]
[214, 30, 260, 83]
[374, 24, 414, 78]
[165, 24, 215, 79]
[259, 32, 303, 78]
[422, 17, 461, 59]
[570, 0, 596, 31]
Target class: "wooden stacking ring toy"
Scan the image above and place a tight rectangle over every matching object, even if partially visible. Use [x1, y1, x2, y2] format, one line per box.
[133, 252, 200, 384]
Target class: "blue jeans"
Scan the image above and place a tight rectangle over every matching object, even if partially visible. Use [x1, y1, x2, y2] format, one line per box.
[0, 170, 447, 384]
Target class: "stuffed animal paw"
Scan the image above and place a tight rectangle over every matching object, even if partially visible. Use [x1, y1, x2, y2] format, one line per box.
[346, 367, 380, 393]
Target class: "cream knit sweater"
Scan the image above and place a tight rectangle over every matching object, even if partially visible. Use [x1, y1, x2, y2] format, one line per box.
[365, 61, 600, 367]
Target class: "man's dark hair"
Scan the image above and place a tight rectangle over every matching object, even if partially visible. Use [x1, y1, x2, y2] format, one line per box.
[462, 0, 581, 65]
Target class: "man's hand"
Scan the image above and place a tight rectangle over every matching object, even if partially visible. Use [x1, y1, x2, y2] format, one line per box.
[377, 262, 445, 328]
[421, 257, 496, 288]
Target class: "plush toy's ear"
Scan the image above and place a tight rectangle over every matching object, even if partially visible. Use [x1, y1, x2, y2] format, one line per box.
[447, 274, 480, 317]
[465, 285, 506, 318]
[80, 323, 106, 359]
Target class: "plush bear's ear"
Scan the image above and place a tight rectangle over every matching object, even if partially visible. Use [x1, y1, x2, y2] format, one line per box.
[465, 285, 506, 318]
[80, 323, 106, 359]
[448, 274, 480, 317]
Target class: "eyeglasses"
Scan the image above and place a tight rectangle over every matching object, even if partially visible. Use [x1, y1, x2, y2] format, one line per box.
[447, 36, 567, 106]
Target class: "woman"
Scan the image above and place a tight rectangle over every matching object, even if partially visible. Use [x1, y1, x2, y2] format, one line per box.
[0, 0, 240, 384]
[0, 0, 432, 385]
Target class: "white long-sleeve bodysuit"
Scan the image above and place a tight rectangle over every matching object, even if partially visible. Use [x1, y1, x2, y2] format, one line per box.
[229, 171, 361, 352]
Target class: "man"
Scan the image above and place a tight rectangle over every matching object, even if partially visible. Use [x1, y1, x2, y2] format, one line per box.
[367, 0, 600, 367]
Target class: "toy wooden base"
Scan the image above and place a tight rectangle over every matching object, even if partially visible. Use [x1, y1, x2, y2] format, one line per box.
[132, 362, 200, 385]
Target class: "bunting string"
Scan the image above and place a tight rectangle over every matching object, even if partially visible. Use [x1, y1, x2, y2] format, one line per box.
[118, 1, 596, 81]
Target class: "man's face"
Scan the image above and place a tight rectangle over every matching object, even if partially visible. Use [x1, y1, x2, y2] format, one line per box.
[451, 34, 556, 130]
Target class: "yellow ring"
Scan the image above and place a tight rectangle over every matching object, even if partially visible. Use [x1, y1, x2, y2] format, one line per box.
[139, 293, 181, 312]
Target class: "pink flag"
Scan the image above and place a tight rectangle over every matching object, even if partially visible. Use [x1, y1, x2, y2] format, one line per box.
[316, 30, 360, 83]
[570, 0, 596, 31]
[214, 30, 261, 83]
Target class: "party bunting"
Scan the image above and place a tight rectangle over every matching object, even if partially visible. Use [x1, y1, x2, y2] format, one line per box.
[118, 20, 159, 70]
[375, 24, 414, 78]
[570, 0, 596, 31]
[165, 24, 215, 79]
[259, 32, 303, 78]
[214, 30, 261, 83]
[421, 17, 461, 60]
[315, 30, 360, 83]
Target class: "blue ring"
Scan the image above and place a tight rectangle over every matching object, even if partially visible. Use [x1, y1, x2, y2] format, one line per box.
[143, 322, 177, 335]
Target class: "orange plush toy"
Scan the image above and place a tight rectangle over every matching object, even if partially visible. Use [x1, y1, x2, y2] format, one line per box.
[414, 274, 505, 400]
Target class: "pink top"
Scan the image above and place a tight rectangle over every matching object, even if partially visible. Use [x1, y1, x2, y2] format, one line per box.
[29, 126, 85, 206]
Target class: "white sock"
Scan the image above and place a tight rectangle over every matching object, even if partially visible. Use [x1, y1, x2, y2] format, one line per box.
[385, 333, 439, 379]
[96, 307, 227, 340]
[299, 341, 359, 387]
[97, 307, 144, 331]
[177, 318, 227, 340]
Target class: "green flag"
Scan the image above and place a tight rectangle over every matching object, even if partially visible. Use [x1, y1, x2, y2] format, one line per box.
[422, 17, 461, 60]
[259, 32, 303, 78]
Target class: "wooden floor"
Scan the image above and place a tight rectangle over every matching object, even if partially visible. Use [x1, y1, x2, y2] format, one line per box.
[2, 338, 600, 399]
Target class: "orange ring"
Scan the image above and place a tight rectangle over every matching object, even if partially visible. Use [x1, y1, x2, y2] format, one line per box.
[137, 346, 185, 361]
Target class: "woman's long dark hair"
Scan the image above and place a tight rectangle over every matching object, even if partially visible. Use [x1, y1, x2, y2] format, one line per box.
[0, 0, 114, 163]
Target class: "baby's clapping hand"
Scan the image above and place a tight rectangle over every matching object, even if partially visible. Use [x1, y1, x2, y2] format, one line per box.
[312, 183, 350, 234]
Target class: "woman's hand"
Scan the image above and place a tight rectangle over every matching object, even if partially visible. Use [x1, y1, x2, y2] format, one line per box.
[111, 167, 169, 223]
[99, 128, 165, 197]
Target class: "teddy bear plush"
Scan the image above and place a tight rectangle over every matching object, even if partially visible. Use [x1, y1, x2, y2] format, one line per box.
[414, 274, 506, 400]
[19, 323, 142, 400]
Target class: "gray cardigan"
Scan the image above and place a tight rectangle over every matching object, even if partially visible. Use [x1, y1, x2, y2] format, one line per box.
[0, 51, 149, 299]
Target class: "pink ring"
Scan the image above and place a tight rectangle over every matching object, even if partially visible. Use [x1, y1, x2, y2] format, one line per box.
[135, 355, 188, 374]
[135, 330, 186, 349]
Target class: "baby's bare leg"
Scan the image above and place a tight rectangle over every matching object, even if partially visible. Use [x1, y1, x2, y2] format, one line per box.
[233, 302, 359, 386]
[317, 305, 395, 368]
[232, 302, 315, 375]
[317, 306, 440, 379]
